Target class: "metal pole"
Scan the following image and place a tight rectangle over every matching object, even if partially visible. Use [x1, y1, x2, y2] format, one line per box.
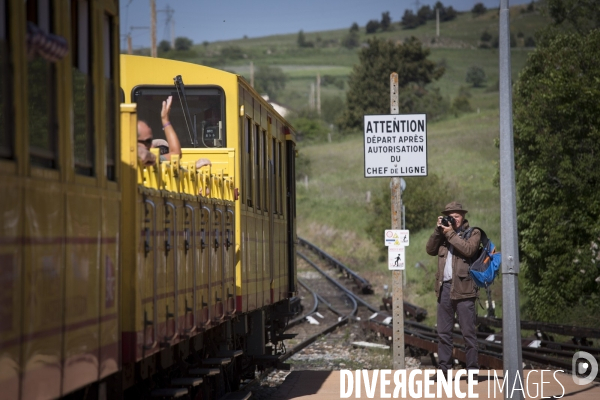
[150, 0, 157, 57]
[390, 72, 405, 370]
[499, 1, 523, 398]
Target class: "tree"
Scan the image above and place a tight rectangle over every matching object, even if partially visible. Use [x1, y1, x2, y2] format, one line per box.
[297, 30, 314, 47]
[254, 65, 287, 100]
[465, 66, 486, 87]
[471, 3, 487, 17]
[158, 40, 171, 52]
[350, 22, 359, 33]
[545, 0, 600, 34]
[381, 11, 392, 31]
[297, 30, 306, 47]
[339, 37, 444, 131]
[513, 30, 600, 321]
[417, 5, 434, 24]
[174, 36, 193, 51]
[341, 31, 360, 49]
[365, 20, 380, 34]
[401, 10, 420, 29]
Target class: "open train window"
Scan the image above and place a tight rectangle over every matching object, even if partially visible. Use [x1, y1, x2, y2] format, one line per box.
[255, 124, 260, 210]
[104, 13, 116, 181]
[27, 0, 58, 169]
[245, 117, 252, 207]
[0, 0, 13, 160]
[133, 86, 226, 148]
[71, 0, 94, 176]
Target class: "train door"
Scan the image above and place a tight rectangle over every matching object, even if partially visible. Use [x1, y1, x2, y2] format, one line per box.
[183, 202, 197, 336]
[162, 200, 179, 345]
[198, 202, 211, 327]
[142, 197, 159, 354]
[286, 141, 297, 296]
[212, 201, 225, 321]
[224, 205, 236, 315]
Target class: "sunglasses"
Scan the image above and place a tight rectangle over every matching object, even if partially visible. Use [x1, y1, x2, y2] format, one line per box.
[138, 138, 153, 147]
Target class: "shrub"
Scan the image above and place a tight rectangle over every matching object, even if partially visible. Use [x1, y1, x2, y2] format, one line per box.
[174, 36, 193, 51]
[525, 36, 536, 47]
[366, 173, 457, 254]
[471, 3, 487, 17]
[466, 66, 486, 87]
[451, 95, 472, 116]
[480, 31, 492, 42]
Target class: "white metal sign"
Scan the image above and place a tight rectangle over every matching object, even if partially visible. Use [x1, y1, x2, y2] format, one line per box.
[388, 246, 405, 270]
[364, 114, 427, 177]
[384, 230, 409, 247]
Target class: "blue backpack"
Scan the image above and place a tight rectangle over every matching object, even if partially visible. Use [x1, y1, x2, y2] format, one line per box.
[463, 227, 502, 288]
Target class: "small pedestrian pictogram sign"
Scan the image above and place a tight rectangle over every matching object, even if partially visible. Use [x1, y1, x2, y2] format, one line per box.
[388, 246, 405, 270]
[385, 230, 409, 247]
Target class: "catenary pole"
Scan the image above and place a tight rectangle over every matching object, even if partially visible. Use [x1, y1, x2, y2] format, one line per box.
[499, 1, 523, 399]
[390, 72, 405, 370]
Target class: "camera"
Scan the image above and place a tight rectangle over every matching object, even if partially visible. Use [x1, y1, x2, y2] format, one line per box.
[441, 216, 455, 227]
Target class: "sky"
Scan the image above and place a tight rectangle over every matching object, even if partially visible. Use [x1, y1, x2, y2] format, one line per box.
[120, 0, 534, 50]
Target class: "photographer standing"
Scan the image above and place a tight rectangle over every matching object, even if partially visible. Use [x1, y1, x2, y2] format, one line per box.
[426, 201, 481, 378]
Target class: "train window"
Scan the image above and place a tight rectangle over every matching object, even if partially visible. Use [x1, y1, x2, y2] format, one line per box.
[27, 0, 58, 169]
[133, 86, 226, 148]
[0, 0, 13, 160]
[245, 118, 252, 207]
[278, 141, 283, 214]
[71, 0, 94, 176]
[104, 13, 116, 181]
[255, 124, 260, 210]
[272, 137, 277, 214]
[262, 130, 267, 211]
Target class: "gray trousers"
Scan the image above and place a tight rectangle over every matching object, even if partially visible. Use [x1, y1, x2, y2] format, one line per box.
[437, 281, 479, 371]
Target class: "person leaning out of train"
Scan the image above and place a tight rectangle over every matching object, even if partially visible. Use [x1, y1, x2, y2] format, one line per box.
[137, 95, 182, 165]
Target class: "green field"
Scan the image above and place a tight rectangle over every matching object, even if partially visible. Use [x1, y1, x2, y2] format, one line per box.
[157, 5, 550, 322]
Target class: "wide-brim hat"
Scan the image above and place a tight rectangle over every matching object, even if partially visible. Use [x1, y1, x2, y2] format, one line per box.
[151, 139, 169, 148]
[442, 201, 468, 215]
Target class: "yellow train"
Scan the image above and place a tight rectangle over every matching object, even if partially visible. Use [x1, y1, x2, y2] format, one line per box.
[1, 2, 298, 399]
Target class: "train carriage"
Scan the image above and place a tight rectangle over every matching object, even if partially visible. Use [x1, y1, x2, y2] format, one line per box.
[1, 1, 121, 399]
[119, 55, 298, 392]
[0, 1, 298, 398]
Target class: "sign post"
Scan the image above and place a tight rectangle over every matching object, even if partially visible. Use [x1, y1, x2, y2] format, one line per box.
[364, 74, 428, 369]
[389, 73, 405, 370]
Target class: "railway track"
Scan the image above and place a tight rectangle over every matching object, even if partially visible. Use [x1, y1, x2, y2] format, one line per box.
[293, 239, 600, 378]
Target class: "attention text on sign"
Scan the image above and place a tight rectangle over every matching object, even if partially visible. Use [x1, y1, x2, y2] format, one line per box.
[364, 114, 427, 178]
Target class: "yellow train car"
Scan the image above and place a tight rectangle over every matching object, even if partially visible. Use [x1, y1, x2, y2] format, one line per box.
[118, 55, 298, 393]
[1, 1, 298, 397]
[0, 0, 121, 399]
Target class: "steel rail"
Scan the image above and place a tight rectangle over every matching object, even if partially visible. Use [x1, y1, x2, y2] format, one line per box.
[298, 237, 373, 294]
[279, 252, 364, 363]
[297, 252, 359, 316]
[287, 279, 320, 328]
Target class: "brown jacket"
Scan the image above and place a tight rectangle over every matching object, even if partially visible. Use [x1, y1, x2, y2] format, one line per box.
[426, 220, 480, 300]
